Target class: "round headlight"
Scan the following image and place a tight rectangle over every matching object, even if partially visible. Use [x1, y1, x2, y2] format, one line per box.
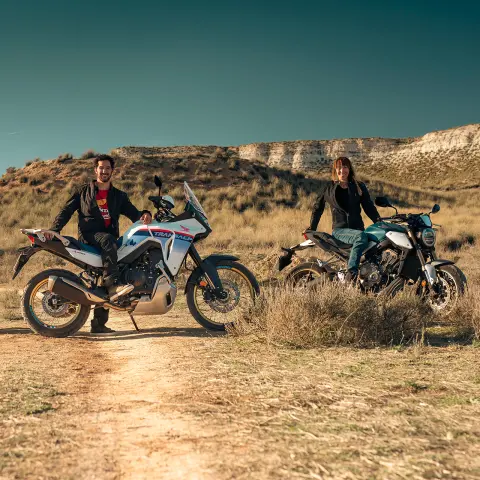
[421, 228, 436, 247]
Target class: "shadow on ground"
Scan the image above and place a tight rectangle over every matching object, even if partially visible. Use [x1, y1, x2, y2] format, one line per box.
[0, 325, 225, 340]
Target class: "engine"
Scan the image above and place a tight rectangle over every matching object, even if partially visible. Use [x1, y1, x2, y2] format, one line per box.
[359, 248, 399, 289]
[120, 250, 164, 295]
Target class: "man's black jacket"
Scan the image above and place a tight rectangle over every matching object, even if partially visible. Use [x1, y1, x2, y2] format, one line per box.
[50, 181, 150, 241]
[309, 181, 380, 231]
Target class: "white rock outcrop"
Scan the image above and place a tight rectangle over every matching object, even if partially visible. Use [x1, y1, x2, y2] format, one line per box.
[237, 124, 480, 175]
[112, 124, 480, 184]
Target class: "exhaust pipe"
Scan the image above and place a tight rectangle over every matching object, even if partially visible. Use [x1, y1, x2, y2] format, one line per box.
[48, 276, 107, 306]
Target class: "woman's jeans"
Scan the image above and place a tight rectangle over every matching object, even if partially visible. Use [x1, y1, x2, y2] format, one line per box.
[332, 228, 371, 273]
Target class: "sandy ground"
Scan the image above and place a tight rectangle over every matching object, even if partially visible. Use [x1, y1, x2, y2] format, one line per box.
[0, 308, 225, 480]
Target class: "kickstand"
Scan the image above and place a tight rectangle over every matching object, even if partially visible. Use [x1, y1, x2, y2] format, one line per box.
[128, 312, 140, 331]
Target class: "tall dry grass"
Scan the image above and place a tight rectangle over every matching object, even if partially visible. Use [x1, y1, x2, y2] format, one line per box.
[0, 158, 479, 344]
[231, 280, 479, 347]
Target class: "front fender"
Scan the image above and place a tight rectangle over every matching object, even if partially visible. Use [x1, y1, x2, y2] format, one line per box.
[427, 259, 455, 267]
[184, 254, 240, 293]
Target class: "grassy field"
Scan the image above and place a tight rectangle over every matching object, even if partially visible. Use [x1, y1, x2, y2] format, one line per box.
[1, 154, 480, 478]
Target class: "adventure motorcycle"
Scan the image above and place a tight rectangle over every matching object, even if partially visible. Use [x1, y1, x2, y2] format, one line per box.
[278, 196, 466, 313]
[13, 178, 259, 337]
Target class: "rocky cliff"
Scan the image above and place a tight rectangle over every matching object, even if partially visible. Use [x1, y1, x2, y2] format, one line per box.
[111, 123, 480, 188]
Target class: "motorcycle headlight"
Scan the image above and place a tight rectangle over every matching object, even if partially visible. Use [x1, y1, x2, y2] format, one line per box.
[420, 228, 436, 247]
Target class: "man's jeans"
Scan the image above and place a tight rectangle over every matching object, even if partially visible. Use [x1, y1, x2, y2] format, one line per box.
[332, 228, 371, 273]
[82, 231, 118, 326]
[82, 232, 119, 286]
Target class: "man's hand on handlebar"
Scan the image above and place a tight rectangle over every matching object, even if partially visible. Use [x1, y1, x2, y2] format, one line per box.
[141, 212, 152, 225]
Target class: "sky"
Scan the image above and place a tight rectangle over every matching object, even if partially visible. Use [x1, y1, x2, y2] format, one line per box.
[0, 0, 479, 172]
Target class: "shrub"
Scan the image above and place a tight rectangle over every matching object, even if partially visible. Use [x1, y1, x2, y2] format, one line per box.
[228, 158, 240, 171]
[56, 152, 73, 163]
[231, 282, 437, 348]
[81, 149, 98, 159]
[211, 147, 225, 159]
[6, 167, 16, 174]
[29, 178, 43, 186]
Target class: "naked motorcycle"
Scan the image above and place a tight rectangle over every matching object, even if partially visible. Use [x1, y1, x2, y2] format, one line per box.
[278, 197, 466, 313]
[13, 178, 260, 337]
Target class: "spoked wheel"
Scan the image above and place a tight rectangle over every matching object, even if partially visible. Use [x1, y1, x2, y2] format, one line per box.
[286, 262, 331, 288]
[22, 269, 91, 337]
[186, 261, 260, 331]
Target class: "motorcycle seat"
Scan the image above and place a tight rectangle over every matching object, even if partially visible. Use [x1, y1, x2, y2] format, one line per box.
[312, 231, 352, 250]
[63, 236, 101, 254]
[63, 236, 123, 255]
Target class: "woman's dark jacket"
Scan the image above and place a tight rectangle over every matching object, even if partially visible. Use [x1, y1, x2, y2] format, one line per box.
[309, 181, 380, 231]
[50, 181, 150, 241]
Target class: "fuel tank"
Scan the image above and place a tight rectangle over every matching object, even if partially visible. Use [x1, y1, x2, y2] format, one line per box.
[365, 221, 407, 243]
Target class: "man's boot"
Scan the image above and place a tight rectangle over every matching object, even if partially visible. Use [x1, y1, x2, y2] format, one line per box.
[91, 317, 115, 334]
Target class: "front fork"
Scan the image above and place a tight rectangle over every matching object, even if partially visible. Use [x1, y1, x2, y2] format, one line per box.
[188, 245, 225, 296]
[407, 231, 438, 286]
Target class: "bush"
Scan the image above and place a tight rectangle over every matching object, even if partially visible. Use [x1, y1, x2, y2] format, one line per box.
[81, 149, 98, 159]
[231, 282, 437, 348]
[6, 167, 16, 174]
[56, 152, 73, 163]
[211, 147, 226, 159]
[228, 158, 240, 171]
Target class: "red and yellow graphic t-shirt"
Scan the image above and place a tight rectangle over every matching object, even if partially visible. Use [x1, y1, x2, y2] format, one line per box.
[96, 189, 111, 228]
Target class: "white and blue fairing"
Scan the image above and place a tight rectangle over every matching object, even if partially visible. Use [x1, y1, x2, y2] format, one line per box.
[66, 217, 206, 275]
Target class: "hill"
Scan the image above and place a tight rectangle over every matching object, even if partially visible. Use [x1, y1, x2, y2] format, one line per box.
[112, 123, 480, 189]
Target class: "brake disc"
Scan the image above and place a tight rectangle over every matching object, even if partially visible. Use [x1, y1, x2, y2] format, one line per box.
[204, 280, 241, 313]
[42, 292, 74, 318]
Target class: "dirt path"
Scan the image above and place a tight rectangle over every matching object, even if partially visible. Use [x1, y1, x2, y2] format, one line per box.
[79, 312, 220, 480]
[0, 308, 225, 480]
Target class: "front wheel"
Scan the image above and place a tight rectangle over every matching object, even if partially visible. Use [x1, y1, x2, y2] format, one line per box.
[22, 269, 91, 337]
[382, 264, 466, 315]
[186, 260, 260, 331]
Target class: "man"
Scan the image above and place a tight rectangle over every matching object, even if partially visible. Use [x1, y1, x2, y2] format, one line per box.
[47, 154, 152, 333]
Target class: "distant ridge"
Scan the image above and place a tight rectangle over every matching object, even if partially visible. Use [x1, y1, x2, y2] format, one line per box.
[112, 123, 480, 187]
[2, 123, 479, 190]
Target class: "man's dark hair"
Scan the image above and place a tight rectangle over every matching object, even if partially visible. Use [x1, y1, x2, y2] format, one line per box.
[93, 154, 115, 169]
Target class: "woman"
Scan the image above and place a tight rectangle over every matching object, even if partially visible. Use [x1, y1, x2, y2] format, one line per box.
[307, 156, 380, 281]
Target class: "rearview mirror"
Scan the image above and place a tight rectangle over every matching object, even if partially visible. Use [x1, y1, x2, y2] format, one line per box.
[431, 204, 440, 214]
[374, 196, 392, 208]
[154, 175, 163, 189]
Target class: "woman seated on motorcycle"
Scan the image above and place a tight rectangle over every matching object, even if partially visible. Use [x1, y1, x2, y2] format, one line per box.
[307, 156, 381, 282]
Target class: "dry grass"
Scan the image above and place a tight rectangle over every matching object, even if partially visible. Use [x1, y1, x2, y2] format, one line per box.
[0, 334, 118, 479]
[176, 336, 480, 479]
[232, 282, 478, 348]
[0, 156, 479, 478]
[232, 282, 434, 347]
[0, 289, 22, 320]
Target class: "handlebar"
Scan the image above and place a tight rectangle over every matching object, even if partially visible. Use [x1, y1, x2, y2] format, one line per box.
[379, 214, 408, 223]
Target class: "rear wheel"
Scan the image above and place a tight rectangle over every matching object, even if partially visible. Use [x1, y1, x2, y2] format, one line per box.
[22, 269, 91, 337]
[186, 261, 260, 331]
[286, 262, 331, 288]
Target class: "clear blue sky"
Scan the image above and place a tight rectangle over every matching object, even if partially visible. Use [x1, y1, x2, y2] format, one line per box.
[1, 0, 479, 173]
